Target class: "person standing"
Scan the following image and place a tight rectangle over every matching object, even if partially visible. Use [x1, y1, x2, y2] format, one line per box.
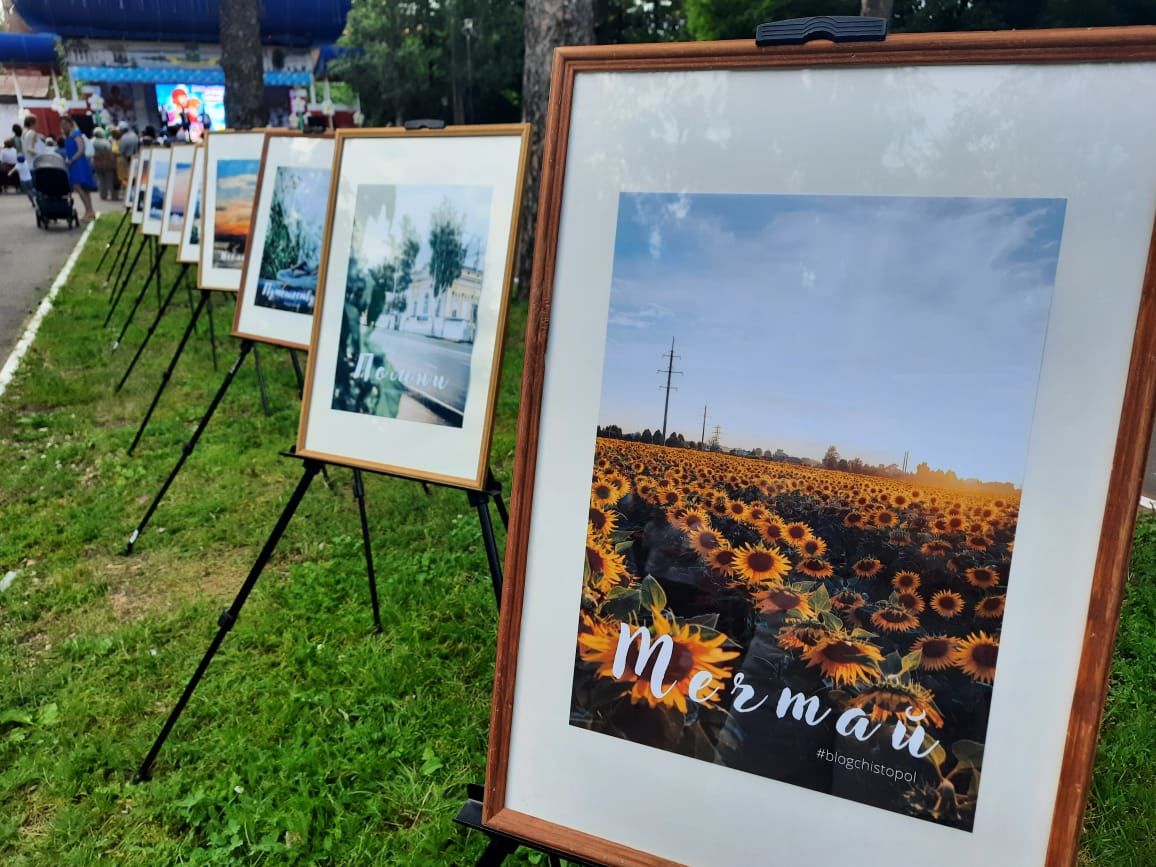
[8, 154, 33, 201]
[21, 115, 41, 158]
[91, 128, 117, 200]
[10, 124, 23, 154]
[59, 116, 97, 221]
[111, 128, 125, 193]
[0, 138, 17, 192]
[118, 123, 138, 189]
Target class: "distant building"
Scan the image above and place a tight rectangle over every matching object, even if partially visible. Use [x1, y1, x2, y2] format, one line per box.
[399, 265, 482, 343]
[0, 1, 358, 138]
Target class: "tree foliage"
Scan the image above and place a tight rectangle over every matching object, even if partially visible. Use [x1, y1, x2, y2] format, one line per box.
[685, 0, 857, 40]
[595, 0, 689, 42]
[335, 0, 524, 125]
[891, 0, 1156, 31]
[683, 0, 1156, 38]
[259, 171, 316, 280]
[429, 199, 467, 303]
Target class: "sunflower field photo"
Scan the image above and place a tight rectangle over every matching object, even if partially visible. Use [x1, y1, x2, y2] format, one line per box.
[570, 192, 1067, 829]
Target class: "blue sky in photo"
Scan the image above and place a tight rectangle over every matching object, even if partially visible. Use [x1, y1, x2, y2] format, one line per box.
[598, 193, 1066, 485]
[273, 166, 330, 233]
[351, 183, 491, 274]
[216, 158, 260, 204]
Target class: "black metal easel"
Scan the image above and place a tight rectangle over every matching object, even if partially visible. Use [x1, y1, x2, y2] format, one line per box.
[112, 242, 168, 350]
[133, 456, 508, 782]
[103, 210, 137, 288]
[126, 289, 213, 454]
[123, 338, 253, 522]
[97, 207, 130, 272]
[105, 233, 150, 327]
[116, 263, 191, 393]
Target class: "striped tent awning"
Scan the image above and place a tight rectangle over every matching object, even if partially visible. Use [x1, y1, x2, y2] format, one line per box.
[70, 65, 311, 86]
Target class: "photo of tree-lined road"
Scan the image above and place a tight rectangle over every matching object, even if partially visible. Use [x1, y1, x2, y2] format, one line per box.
[331, 183, 491, 427]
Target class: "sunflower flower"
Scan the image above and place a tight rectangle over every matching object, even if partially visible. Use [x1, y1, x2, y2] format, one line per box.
[802, 634, 884, 687]
[577, 611, 739, 713]
[929, 590, 965, 619]
[953, 632, 1000, 684]
[910, 635, 957, 672]
[870, 605, 920, 633]
[733, 544, 792, 586]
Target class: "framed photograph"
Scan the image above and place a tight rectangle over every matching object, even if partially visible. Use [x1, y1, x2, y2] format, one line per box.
[141, 147, 171, 237]
[160, 143, 196, 247]
[178, 144, 205, 266]
[131, 148, 151, 226]
[199, 130, 266, 291]
[297, 125, 530, 489]
[233, 132, 334, 351]
[123, 155, 138, 209]
[485, 28, 1156, 867]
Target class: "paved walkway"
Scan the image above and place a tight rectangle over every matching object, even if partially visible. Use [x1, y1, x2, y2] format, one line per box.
[0, 188, 120, 368]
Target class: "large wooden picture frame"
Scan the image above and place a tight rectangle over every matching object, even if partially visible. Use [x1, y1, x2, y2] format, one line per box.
[141, 146, 171, 238]
[198, 130, 266, 291]
[160, 143, 196, 247]
[130, 148, 150, 226]
[486, 28, 1156, 867]
[123, 154, 138, 210]
[296, 124, 531, 490]
[177, 144, 205, 266]
[233, 131, 333, 351]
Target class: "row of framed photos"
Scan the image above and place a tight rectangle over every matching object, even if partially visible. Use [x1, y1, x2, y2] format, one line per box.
[114, 25, 1156, 866]
[121, 125, 530, 491]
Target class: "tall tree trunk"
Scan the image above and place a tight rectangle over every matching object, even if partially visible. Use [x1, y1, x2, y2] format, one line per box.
[515, 0, 595, 299]
[219, 0, 266, 129]
[860, 0, 895, 18]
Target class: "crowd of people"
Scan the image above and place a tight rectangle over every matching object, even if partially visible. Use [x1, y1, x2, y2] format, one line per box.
[0, 115, 163, 223]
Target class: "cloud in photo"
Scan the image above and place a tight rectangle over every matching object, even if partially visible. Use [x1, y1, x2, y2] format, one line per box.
[599, 193, 1066, 485]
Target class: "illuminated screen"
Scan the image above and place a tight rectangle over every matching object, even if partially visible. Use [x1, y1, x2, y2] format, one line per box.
[155, 83, 226, 142]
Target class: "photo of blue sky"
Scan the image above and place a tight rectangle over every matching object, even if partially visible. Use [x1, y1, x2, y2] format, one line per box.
[598, 193, 1066, 486]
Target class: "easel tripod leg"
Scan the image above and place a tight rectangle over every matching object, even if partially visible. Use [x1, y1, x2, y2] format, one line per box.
[206, 291, 218, 370]
[113, 244, 167, 349]
[97, 209, 127, 271]
[117, 264, 189, 393]
[352, 469, 383, 633]
[476, 837, 519, 866]
[133, 459, 322, 782]
[107, 225, 134, 295]
[105, 235, 147, 327]
[288, 348, 305, 396]
[124, 340, 253, 551]
[486, 469, 509, 530]
[127, 289, 210, 454]
[253, 343, 272, 415]
[468, 488, 504, 607]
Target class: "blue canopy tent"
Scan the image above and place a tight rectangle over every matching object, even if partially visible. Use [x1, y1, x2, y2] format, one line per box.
[12, 0, 350, 46]
[0, 33, 58, 68]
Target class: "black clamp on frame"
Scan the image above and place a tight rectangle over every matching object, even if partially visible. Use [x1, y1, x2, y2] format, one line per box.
[404, 118, 447, 130]
[755, 16, 888, 46]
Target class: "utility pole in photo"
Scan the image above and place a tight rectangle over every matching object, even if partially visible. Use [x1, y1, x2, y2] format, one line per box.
[700, 403, 708, 450]
[657, 336, 682, 441]
[710, 424, 721, 452]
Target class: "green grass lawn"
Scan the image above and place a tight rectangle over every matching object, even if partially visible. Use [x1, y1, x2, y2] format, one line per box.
[0, 218, 1153, 865]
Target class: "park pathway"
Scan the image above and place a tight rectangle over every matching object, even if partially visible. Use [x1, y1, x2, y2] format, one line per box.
[0, 189, 118, 370]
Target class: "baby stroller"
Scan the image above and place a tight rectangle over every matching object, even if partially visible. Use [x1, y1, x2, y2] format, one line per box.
[31, 154, 79, 230]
